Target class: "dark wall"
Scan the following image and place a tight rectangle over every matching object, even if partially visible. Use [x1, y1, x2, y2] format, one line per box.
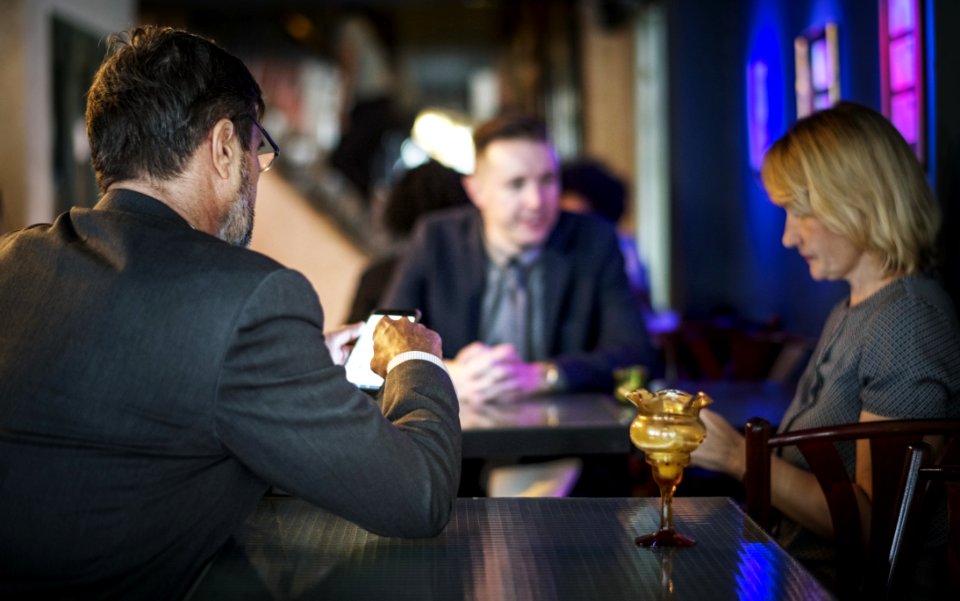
[666, 0, 954, 338]
[933, 0, 960, 316]
[666, 0, 757, 323]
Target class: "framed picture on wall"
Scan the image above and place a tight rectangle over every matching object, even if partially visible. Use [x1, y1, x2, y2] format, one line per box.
[794, 23, 840, 119]
[880, 0, 925, 162]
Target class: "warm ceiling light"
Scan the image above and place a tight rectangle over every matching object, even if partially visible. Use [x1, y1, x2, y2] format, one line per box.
[284, 13, 314, 41]
[411, 109, 475, 174]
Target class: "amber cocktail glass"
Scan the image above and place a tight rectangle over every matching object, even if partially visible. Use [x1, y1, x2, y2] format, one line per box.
[625, 388, 712, 548]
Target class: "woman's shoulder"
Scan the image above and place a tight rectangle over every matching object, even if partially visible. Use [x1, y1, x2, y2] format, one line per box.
[900, 275, 959, 322]
[846, 276, 960, 420]
[854, 277, 960, 381]
[857, 275, 958, 332]
[410, 206, 480, 246]
[418, 205, 478, 229]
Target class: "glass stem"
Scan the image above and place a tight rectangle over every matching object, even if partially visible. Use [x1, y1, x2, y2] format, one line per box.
[658, 482, 676, 532]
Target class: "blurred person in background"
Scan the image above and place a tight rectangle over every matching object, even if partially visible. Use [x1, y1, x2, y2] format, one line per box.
[383, 113, 655, 496]
[561, 158, 651, 311]
[330, 13, 410, 203]
[348, 159, 470, 322]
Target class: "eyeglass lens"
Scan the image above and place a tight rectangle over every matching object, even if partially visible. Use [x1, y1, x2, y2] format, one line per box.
[251, 119, 279, 172]
[257, 142, 275, 172]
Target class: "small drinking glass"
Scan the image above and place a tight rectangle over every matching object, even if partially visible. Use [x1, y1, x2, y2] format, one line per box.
[625, 388, 712, 547]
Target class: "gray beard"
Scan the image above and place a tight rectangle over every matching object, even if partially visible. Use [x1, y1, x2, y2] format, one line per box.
[218, 160, 255, 247]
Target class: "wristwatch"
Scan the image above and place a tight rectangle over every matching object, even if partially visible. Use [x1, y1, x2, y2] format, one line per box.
[541, 362, 563, 392]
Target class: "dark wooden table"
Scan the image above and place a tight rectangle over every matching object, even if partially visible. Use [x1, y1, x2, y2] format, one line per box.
[460, 393, 633, 458]
[459, 382, 795, 460]
[186, 496, 835, 600]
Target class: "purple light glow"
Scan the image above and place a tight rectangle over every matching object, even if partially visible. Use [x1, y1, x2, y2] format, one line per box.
[810, 38, 830, 90]
[813, 91, 832, 111]
[747, 61, 769, 172]
[888, 0, 914, 37]
[881, 0, 923, 159]
[889, 36, 916, 91]
[891, 92, 918, 144]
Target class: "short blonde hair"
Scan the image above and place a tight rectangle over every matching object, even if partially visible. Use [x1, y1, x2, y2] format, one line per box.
[761, 102, 940, 275]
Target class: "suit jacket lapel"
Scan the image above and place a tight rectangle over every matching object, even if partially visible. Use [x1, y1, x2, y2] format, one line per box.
[460, 212, 489, 345]
[541, 219, 573, 354]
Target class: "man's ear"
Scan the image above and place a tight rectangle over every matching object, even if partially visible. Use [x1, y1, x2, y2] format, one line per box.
[462, 173, 482, 209]
[209, 118, 237, 179]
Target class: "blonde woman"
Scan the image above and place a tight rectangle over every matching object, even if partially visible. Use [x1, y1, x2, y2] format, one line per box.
[690, 102, 959, 595]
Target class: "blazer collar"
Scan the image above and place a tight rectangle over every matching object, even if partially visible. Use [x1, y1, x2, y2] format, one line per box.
[463, 213, 490, 337]
[94, 189, 193, 229]
[540, 216, 574, 353]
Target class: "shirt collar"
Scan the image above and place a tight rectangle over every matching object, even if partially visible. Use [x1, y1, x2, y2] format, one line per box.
[481, 233, 542, 269]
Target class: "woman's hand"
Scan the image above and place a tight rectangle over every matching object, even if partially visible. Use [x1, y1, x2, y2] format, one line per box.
[690, 408, 747, 481]
[690, 408, 880, 541]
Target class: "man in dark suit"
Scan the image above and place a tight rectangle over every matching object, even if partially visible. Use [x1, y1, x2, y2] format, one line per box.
[383, 114, 653, 405]
[0, 26, 460, 600]
[382, 115, 653, 496]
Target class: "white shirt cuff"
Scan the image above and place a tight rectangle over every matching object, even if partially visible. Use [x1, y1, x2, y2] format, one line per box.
[386, 351, 448, 374]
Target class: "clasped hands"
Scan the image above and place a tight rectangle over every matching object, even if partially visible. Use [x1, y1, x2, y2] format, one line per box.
[445, 341, 546, 406]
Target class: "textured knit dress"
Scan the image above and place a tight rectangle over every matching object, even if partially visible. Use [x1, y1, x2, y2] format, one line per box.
[776, 275, 960, 590]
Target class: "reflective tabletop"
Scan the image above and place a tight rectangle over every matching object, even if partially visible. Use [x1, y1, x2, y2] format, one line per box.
[459, 382, 795, 460]
[461, 393, 632, 458]
[187, 496, 835, 600]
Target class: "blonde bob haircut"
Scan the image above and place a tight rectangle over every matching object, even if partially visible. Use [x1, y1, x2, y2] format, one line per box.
[761, 101, 940, 275]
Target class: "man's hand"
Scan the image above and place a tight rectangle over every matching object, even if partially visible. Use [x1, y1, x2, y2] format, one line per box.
[369, 315, 442, 377]
[446, 342, 543, 406]
[324, 321, 364, 365]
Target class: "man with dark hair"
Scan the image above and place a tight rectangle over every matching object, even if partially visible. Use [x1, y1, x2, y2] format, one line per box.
[0, 26, 460, 600]
[383, 113, 653, 495]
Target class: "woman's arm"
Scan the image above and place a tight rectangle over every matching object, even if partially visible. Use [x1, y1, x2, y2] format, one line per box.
[691, 407, 881, 540]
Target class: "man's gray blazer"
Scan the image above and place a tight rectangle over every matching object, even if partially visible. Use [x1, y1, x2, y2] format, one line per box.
[0, 189, 460, 600]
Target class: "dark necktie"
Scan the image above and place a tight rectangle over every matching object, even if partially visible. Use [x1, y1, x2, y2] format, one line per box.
[486, 257, 530, 360]
[503, 257, 529, 360]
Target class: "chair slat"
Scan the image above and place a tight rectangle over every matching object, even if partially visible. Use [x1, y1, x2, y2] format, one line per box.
[742, 417, 960, 600]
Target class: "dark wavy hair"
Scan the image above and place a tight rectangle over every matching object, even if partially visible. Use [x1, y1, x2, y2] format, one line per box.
[382, 160, 469, 238]
[560, 159, 626, 224]
[85, 26, 264, 191]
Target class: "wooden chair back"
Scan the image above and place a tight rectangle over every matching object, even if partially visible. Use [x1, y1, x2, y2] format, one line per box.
[887, 442, 960, 598]
[743, 417, 960, 599]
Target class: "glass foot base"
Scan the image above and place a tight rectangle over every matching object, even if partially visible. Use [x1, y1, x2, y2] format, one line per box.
[635, 529, 696, 548]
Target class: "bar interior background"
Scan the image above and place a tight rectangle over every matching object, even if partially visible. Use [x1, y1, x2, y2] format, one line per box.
[2, 0, 958, 361]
